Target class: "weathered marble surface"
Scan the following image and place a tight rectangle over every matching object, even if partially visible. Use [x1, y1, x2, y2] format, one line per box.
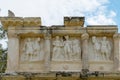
[0, 17, 119, 73]
[89, 36, 113, 61]
[52, 36, 81, 61]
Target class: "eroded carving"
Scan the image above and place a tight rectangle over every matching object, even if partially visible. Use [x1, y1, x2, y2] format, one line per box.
[52, 35, 81, 61]
[21, 37, 44, 61]
[63, 35, 73, 60]
[33, 38, 41, 60]
[23, 38, 34, 61]
[100, 37, 111, 60]
[91, 36, 112, 61]
[52, 36, 64, 61]
[72, 38, 81, 60]
[92, 36, 101, 60]
[8, 10, 15, 17]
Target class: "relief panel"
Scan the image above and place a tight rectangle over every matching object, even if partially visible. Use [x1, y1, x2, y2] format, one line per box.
[51, 35, 82, 72]
[89, 36, 113, 61]
[52, 35, 81, 61]
[88, 36, 114, 71]
[20, 37, 45, 61]
[19, 37, 45, 72]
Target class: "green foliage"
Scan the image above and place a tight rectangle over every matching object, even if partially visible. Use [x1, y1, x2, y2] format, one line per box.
[0, 48, 7, 73]
[0, 22, 7, 73]
[0, 23, 7, 39]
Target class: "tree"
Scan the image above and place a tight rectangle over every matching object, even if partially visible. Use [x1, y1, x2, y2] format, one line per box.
[0, 44, 7, 73]
[0, 21, 7, 73]
[0, 21, 7, 39]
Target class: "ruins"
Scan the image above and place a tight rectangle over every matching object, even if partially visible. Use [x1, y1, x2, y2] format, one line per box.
[0, 16, 120, 80]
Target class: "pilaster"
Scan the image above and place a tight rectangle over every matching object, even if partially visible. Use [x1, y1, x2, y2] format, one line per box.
[44, 29, 51, 73]
[81, 33, 89, 70]
[6, 27, 19, 73]
[113, 33, 119, 71]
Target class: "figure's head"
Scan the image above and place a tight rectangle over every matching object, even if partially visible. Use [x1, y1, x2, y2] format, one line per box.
[37, 37, 40, 41]
[27, 38, 31, 41]
[65, 35, 69, 39]
[55, 36, 59, 40]
[103, 36, 107, 40]
[92, 36, 96, 42]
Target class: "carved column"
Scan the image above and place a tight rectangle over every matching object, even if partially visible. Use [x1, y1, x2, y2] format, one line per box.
[81, 33, 89, 70]
[44, 30, 51, 73]
[113, 33, 119, 71]
[6, 27, 19, 73]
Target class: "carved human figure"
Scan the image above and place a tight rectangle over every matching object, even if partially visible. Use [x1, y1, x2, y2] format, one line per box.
[52, 36, 64, 60]
[92, 36, 101, 60]
[72, 38, 81, 60]
[23, 38, 34, 61]
[100, 36, 111, 60]
[33, 38, 41, 60]
[63, 35, 72, 60]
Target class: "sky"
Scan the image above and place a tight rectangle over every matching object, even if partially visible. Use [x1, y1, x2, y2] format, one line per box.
[0, 0, 119, 26]
[0, 0, 120, 48]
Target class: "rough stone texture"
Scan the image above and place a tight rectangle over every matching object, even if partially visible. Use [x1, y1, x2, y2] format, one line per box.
[0, 17, 41, 29]
[64, 17, 84, 27]
[23, 17, 41, 27]
[8, 10, 15, 17]
[2, 76, 120, 80]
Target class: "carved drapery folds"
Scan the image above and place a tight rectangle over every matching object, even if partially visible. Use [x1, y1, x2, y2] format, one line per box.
[21, 37, 44, 61]
[91, 36, 112, 61]
[52, 35, 81, 61]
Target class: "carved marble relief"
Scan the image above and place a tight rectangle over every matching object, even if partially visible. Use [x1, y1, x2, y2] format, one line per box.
[52, 35, 81, 61]
[90, 36, 112, 61]
[92, 36, 101, 61]
[52, 36, 64, 61]
[20, 37, 45, 62]
[72, 38, 81, 60]
[63, 35, 73, 60]
[100, 37, 112, 60]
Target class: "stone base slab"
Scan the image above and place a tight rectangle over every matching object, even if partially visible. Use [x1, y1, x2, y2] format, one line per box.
[51, 61, 82, 72]
[2, 76, 120, 80]
[89, 61, 114, 72]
